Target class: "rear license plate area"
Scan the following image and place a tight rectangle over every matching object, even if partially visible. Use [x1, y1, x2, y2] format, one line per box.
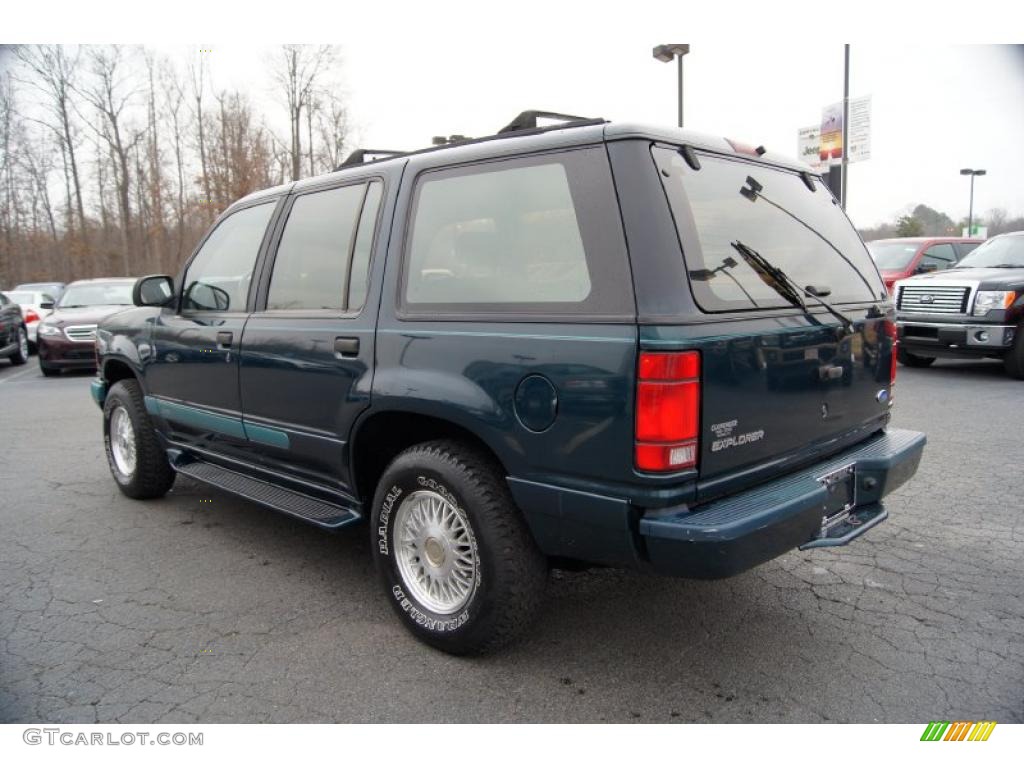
[815, 463, 856, 536]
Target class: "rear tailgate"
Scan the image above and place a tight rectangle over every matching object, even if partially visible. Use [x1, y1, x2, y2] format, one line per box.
[642, 312, 894, 497]
[645, 142, 893, 497]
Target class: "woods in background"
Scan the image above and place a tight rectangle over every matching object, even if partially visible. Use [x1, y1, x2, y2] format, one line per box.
[0, 44, 348, 287]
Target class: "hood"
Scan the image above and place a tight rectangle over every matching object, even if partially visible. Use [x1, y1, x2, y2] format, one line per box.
[46, 305, 133, 326]
[896, 266, 1024, 290]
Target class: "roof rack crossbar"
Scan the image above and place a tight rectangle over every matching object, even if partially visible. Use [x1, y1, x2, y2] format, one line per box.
[338, 148, 407, 169]
[498, 110, 600, 134]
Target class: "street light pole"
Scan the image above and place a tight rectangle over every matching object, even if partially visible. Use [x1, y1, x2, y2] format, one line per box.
[653, 44, 690, 128]
[960, 168, 987, 236]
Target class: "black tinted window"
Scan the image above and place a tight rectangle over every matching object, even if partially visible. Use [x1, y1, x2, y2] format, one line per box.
[183, 202, 275, 311]
[403, 148, 632, 316]
[267, 185, 365, 311]
[954, 242, 980, 259]
[347, 180, 382, 312]
[654, 148, 884, 312]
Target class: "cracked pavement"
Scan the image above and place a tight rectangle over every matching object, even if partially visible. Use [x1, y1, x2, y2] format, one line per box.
[1, 358, 1021, 723]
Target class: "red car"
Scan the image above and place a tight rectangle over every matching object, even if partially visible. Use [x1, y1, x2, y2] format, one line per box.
[867, 237, 982, 294]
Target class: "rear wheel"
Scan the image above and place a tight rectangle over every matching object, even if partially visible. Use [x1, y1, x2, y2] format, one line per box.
[103, 379, 175, 499]
[897, 347, 935, 368]
[8, 326, 29, 365]
[370, 440, 547, 655]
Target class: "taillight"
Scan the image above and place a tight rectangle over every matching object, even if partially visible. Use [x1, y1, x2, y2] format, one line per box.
[24, 310, 40, 324]
[635, 351, 700, 472]
[884, 319, 898, 388]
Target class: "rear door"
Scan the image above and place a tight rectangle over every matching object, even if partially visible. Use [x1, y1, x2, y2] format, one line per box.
[238, 178, 385, 494]
[146, 199, 280, 461]
[648, 145, 893, 492]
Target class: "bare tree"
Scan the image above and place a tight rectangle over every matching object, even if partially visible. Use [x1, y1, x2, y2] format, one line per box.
[74, 45, 142, 274]
[188, 52, 213, 225]
[160, 59, 189, 266]
[14, 44, 89, 250]
[315, 90, 350, 172]
[271, 45, 336, 181]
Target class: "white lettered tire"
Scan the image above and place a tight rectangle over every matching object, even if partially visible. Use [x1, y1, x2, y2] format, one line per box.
[370, 440, 547, 654]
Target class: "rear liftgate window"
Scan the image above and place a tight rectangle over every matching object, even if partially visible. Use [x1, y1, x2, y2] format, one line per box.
[652, 146, 885, 313]
[403, 147, 632, 317]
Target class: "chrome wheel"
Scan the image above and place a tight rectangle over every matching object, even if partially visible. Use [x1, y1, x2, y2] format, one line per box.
[109, 406, 137, 477]
[18, 328, 28, 359]
[393, 489, 479, 615]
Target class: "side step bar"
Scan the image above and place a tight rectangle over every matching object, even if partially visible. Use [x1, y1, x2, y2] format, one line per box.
[171, 456, 361, 530]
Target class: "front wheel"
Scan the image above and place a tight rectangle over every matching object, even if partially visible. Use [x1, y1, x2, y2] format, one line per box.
[370, 440, 547, 655]
[897, 347, 935, 368]
[103, 379, 176, 499]
[8, 326, 29, 365]
[1004, 327, 1024, 379]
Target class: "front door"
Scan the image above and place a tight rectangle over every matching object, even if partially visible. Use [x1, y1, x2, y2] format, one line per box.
[238, 179, 385, 495]
[146, 199, 279, 461]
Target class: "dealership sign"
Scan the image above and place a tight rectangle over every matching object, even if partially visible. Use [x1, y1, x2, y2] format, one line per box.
[798, 96, 871, 168]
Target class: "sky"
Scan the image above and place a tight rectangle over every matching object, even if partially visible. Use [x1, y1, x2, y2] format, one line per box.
[7, 3, 1024, 230]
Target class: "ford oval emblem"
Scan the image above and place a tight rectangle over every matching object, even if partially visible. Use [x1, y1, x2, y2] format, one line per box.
[920, 294, 934, 304]
[876, 389, 890, 404]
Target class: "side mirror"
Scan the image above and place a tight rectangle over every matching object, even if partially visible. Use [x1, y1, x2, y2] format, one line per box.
[133, 275, 175, 307]
[40, 299, 55, 310]
[916, 263, 938, 274]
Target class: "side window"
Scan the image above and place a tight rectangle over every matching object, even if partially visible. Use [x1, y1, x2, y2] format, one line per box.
[347, 180, 383, 312]
[183, 202, 275, 312]
[402, 148, 632, 316]
[267, 184, 365, 311]
[920, 242, 957, 271]
[955, 242, 980, 259]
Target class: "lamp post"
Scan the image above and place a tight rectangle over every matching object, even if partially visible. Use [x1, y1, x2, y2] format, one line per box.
[959, 168, 987, 236]
[652, 44, 690, 128]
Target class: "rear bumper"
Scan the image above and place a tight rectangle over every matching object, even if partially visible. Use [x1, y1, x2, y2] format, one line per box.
[639, 428, 926, 578]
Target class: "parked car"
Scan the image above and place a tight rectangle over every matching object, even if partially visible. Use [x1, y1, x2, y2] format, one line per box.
[2, 290, 56, 351]
[867, 237, 982, 294]
[36, 278, 135, 376]
[91, 112, 926, 654]
[894, 230, 1024, 377]
[14, 281, 66, 303]
[0, 292, 30, 366]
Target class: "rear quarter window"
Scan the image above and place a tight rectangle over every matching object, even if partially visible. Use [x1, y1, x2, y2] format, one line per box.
[401, 147, 633, 319]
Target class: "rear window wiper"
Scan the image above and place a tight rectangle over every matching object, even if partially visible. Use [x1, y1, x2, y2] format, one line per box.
[731, 240, 855, 334]
[739, 176, 879, 298]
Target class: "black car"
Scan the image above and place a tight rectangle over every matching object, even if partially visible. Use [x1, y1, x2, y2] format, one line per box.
[0, 292, 30, 366]
[894, 231, 1024, 377]
[91, 111, 926, 654]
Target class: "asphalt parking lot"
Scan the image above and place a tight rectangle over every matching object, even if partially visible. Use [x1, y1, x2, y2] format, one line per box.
[1, 358, 1021, 724]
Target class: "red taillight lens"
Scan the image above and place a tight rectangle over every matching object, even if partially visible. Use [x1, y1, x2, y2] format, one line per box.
[24, 310, 40, 324]
[884, 319, 898, 387]
[635, 351, 700, 472]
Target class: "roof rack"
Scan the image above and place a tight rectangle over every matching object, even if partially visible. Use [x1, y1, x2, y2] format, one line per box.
[339, 148, 406, 168]
[334, 110, 606, 171]
[497, 110, 599, 134]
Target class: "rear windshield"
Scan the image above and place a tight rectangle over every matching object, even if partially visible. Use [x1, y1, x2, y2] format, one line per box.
[868, 241, 920, 270]
[653, 147, 885, 312]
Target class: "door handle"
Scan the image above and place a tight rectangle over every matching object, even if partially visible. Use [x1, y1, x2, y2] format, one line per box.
[334, 337, 360, 357]
[216, 331, 233, 348]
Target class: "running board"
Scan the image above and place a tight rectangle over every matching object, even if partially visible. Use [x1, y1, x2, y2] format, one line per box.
[171, 456, 361, 530]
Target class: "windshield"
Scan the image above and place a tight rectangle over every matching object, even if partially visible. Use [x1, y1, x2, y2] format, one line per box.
[16, 283, 62, 294]
[868, 241, 920, 270]
[5, 291, 38, 304]
[58, 282, 134, 308]
[955, 234, 1024, 269]
[653, 148, 884, 312]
